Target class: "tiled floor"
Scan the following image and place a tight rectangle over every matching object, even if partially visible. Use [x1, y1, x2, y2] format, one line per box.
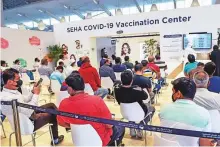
[1, 80, 173, 146]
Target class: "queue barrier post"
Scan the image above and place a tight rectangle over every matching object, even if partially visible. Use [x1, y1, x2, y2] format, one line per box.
[11, 100, 22, 146]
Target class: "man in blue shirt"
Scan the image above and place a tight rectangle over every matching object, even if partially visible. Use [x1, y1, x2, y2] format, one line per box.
[204, 62, 220, 93]
[113, 57, 127, 72]
[100, 54, 108, 67]
[184, 54, 198, 76]
[99, 58, 116, 82]
[50, 66, 65, 85]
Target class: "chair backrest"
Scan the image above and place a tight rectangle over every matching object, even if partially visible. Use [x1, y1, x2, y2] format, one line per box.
[114, 72, 121, 81]
[40, 75, 50, 86]
[84, 83, 94, 95]
[209, 110, 220, 132]
[101, 77, 113, 89]
[51, 80, 61, 93]
[57, 91, 70, 106]
[70, 124, 102, 146]
[120, 102, 145, 122]
[7, 113, 34, 135]
[143, 88, 151, 104]
[154, 133, 180, 146]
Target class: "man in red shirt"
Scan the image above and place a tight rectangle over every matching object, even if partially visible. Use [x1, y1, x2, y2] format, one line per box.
[78, 56, 108, 99]
[147, 56, 161, 79]
[57, 73, 125, 146]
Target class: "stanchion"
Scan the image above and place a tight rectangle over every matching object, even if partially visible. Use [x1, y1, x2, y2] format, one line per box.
[11, 100, 22, 146]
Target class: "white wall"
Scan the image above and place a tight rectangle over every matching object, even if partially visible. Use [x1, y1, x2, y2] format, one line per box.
[0, 27, 55, 69]
[54, 5, 220, 71]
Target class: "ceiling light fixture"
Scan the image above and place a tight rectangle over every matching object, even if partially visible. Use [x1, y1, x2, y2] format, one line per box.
[191, 0, 200, 7]
[38, 20, 46, 31]
[63, 5, 68, 9]
[150, 4, 158, 11]
[86, 13, 92, 19]
[60, 16, 66, 23]
[18, 24, 26, 30]
[17, 13, 22, 16]
[38, 9, 43, 13]
[115, 8, 123, 16]
[93, 0, 99, 4]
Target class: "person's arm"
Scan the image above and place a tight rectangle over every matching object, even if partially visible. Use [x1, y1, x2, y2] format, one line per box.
[133, 87, 148, 100]
[22, 85, 40, 105]
[93, 68, 101, 87]
[110, 69, 116, 82]
[57, 101, 71, 128]
[48, 67, 53, 76]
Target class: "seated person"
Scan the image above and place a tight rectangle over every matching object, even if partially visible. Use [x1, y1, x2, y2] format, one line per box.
[114, 70, 155, 138]
[204, 62, 220, 93]
[100, 54, 108, 67]
[132, 63, 154, 104]
[57, 72, 125, 146]
[79, 56, 108, 99]
[154, 54, 167, 71]
[0, 60, 8, 71]
[159, 77, 213, 146]
[188, 62, 204, 79]
[77, 57, 82, 67]
[141, 60, 155, 79]
[147, 56, 161, 79]
[0, 68, 64, 145]
[123, 56, 134, 70]
[99, 58, 116, 82]
[57, 55, 65, 67]
[113, 57, 127, 73]
[38, 59, 53, 78]
[33, 57, 41, 70]
[184, 54, 198, 76]
[50, 66, 65, 85]
[12, 59, 35, 80]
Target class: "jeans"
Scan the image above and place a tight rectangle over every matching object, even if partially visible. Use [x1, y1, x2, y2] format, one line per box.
[94, 88, 108, 99]
[107, 126, 125, 146]
[26, 71, 34, 80]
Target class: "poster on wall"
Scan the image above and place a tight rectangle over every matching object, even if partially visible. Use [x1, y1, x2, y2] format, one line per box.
[121, 43, 131, 58]
[1, 37, 9, 49]
[29, 36, 40, 46]
[161, 34, 183, 61]
[140, 39, 160, 61]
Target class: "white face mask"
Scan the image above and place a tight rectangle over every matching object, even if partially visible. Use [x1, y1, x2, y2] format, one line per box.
[71, 58, 76, 62]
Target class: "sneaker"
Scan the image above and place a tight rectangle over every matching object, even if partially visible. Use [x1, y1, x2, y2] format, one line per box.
[130, 128, 136, 138]
[51, 135, 64, 145]
[107, 95, 114, 99]
[136, 129, 143, 139]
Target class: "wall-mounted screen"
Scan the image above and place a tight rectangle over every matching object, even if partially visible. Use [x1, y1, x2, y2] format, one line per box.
[183, 33, 212, 49]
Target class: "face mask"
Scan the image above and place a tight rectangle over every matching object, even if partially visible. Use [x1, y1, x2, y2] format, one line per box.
[16, 80, 23, 88]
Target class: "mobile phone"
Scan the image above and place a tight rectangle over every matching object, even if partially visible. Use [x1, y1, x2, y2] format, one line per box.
[35, 78, 43, 87]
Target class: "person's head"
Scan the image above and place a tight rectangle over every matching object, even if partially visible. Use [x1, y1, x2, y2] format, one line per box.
[56, 66, 64, 73]
[148, 56, 155, 63]
[3, 68, 23, 90]
[124, 56, 130, 62]
[111, 54, 116, 60]
[62, 44, 66, 49]
[1, 60, 6, 67]
[135, 61, 139, 65]
[193, 71, 209, 88]
[65, 72, 85, 96]
[81, 56, 90, 64]
[115, 57, 122, 64]
[41, 59, 48, 66]
[141, 60, 148, 67]
[121, 70, 133, 86]
[14, 59, 20, 65]
[35, 58, 40, 62]
[103, 54, 108, 59]
[70, 62, 76, 67]
[197, 62, 205, 68]
[155, 54, 161, 60]
[134, 63, 143, 74]
[104, 58, 111, 66]
[59, 55, 64, 60]
[171, 77, 196, 102]
[213, 45, 219, 51]
[121, 43, 131, 56]
[204, 62, 216, 76]
[188, 54, 196, 63]
[70, 54, 76, 60]
[59, 61, 64, 67]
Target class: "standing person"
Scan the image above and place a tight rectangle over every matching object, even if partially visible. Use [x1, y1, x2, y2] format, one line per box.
[57, 55, 65, 67]
[111, 54, 116, 65]
[0, 60, 8, 71]
[204, 62, 220, 93]
[210, 45, 220, 76]
[77, 57, 82, 68]
[0, 68, 64, 145]
[57, 73, 125, 146]
[113, 57, 127, 73]
[78, 57, 108, 99]
[69, 54, 76, 64]
[50, 66, 65, 85]
[159, 77, 213, 146]
[33, 57, 41, 70]
[184, 54, 198, 76]
[123, 56, 134, 70]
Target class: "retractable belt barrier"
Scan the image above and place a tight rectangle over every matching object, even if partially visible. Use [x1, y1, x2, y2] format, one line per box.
[1, 100, 220, 140]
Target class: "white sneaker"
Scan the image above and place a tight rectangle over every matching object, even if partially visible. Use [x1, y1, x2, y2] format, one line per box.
[130, 128, 136, 138]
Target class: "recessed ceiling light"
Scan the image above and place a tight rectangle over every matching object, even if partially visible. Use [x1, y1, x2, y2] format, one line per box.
[63, 5, 68, 9]
[17, 13, 22, 16]
[38, 9, 43, 13]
